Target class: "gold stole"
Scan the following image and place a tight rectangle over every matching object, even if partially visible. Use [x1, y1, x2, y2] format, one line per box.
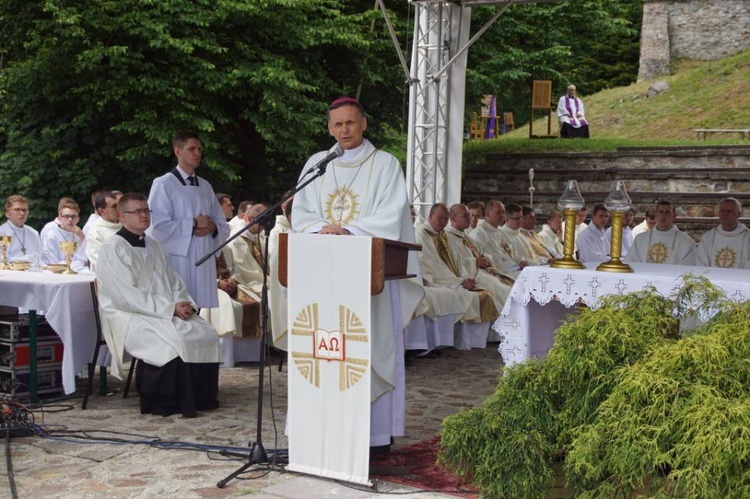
[246, 238, 268, 276]
[216, 251, 261, 338]
[428, 228, 497, 322]
[450, 232, 515, 287]
[522, 230, 553, 260]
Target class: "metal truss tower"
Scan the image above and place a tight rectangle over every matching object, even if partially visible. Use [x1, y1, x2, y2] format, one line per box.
[401, 0, 558, 219]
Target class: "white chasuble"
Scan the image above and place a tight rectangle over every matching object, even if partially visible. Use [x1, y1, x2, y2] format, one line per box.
[97, 235, 219, 379]
[291, 139, 424, 448]
[697, 223, 750, 269]
[626, 226, 696, 266]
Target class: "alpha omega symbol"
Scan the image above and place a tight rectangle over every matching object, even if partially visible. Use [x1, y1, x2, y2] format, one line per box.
[291, 303, 369, 392]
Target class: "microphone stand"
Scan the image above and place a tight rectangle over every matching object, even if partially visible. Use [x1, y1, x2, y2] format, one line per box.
[197, 158, 334, 489]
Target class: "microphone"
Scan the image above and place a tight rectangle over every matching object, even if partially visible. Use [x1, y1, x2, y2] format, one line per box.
[305, 144, 344, 176]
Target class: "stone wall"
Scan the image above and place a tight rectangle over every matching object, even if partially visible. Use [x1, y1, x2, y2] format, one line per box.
[462, 146, 750, 240]
[638, 0, 750, 81]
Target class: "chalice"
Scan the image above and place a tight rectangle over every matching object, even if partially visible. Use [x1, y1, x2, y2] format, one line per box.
[59, 240, 78, 274]
[0, 235, 11, 270]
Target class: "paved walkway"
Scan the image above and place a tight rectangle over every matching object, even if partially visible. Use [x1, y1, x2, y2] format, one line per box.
[3, 346, 503, 498]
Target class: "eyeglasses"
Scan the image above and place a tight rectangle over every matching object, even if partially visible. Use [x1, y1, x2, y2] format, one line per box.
[60, 214, 80, 220]
[121, 209, 152, 216]
[11, 208, 29, 213]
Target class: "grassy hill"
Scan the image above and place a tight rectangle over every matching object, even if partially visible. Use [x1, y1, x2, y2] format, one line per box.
[464, 48, 750, 160]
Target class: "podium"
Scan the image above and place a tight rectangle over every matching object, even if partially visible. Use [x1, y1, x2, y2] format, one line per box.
[278, 233, 419, 295]
[280, 233, 420, 486]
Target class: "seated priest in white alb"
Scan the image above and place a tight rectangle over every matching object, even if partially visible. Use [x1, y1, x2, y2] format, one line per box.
[228, 200, 253, 235]
[97, 193, 220, 417]
[468, 200, 525, 276]
[228, 203, 269, 301]
[41, 198, 88, 272]
[625, 201, 696, 266]
[1, 195, 41, 264]
[605, 208, 634, 258]
[86, 191, 122, 274]
[696, 197, 750, 269]
[199, 245, 262, 340]
[496, 203, 546, 266]
[268, 194, 293, 351]
[577, 204, 610, 263]
[445, 203, 513, 308]
[416, 203, 499, 323]
[539, 210, 564, 258]
[557, 84, 590, 138]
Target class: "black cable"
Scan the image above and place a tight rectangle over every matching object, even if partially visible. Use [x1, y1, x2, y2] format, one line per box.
[4, 431, 19, 499]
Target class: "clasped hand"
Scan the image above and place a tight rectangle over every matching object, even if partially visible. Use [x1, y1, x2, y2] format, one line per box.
[174, 301, 195, 320]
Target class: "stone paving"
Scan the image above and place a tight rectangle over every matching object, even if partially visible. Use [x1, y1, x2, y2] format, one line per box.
[2, 346, 504, 498]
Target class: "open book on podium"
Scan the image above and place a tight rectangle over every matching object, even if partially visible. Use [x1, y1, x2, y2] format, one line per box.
[278, 233, 420, 485]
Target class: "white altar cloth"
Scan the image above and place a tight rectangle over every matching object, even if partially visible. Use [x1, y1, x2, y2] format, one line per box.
[0, 270, 97, 394]
[494, 262, 750, 367]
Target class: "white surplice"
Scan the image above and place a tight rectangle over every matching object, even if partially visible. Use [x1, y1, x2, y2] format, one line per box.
[0, 222, 41, 263]
[40, 222, 88, 272]
[97, 234, 219, 379]
[577, 223, 610, 262]
[86, 219, 122, 274]
[147, 168, 229, 308]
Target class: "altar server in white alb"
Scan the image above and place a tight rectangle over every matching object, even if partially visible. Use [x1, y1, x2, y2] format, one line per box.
[85, 191, 122, 274]
[41, 198, 88, 272]
[557, 84, 590, 138]
[625, 200, 696, 265]
[147, 131, 229, 309]
[0, 195, 41, 263]
[577, 204, 610, 262]
[696, 197, 750, 269]
[97, 193, 220, 417]
[292, 97, 423, 450]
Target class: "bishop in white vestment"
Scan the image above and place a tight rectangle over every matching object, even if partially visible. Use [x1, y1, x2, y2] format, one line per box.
[292, 98, 423, 448]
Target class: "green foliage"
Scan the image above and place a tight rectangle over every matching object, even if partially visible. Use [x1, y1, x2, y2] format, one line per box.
[439, 276, 748, 497]
[0, 0, 410, 226]
[439, 359, 559, 498]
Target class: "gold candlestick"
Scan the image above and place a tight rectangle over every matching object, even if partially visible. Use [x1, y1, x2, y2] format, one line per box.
[0, 235, 12, 270]
[551, 180, 586, 270]
[59, 240, 78, 275]
[597, 181, 633, 273]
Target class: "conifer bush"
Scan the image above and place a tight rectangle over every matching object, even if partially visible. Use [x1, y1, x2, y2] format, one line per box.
[439, 277, 742, 498]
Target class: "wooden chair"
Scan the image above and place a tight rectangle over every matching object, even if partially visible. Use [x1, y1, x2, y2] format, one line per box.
[469, 112, 483, 140]
[503, 112, 515, 132]
[529, 80, 557, 139]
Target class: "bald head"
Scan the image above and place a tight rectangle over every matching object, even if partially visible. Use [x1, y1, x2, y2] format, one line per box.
[449, 204, 471, 231]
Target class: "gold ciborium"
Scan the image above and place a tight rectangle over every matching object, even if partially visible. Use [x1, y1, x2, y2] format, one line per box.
[59, 240, 78, 275]
[0, 235, 12, 270]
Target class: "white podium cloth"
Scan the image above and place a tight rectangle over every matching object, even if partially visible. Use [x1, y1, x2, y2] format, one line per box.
[287, 234, 372, 486]
[494, 262, 750, 367]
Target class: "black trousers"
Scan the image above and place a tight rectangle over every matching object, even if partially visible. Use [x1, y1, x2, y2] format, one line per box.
[135, 357, 220, 417]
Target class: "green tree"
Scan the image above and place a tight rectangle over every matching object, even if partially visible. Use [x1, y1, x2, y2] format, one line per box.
[0, 0, 409, 226]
